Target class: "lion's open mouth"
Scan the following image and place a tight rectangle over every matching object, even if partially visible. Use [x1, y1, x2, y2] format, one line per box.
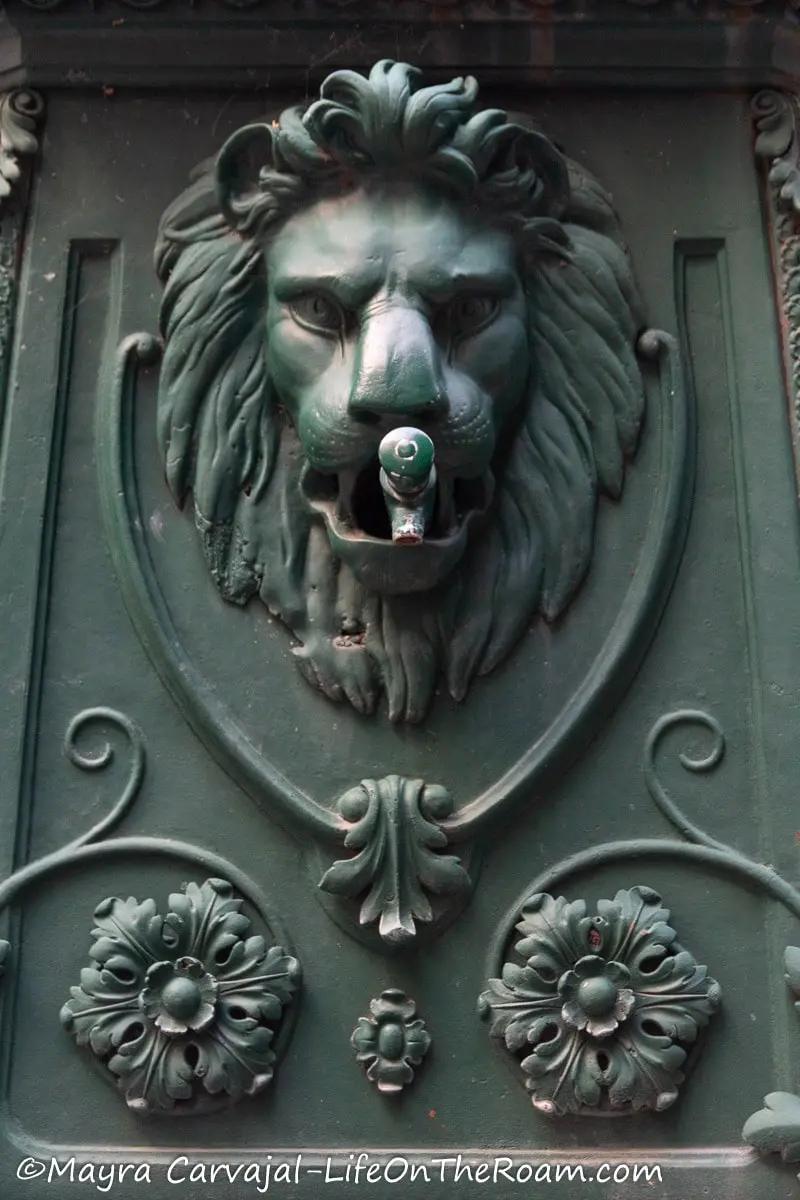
[301, 460, 492, 543]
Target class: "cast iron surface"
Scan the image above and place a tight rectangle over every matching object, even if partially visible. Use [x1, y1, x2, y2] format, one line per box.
[0, 83, 797, 1200]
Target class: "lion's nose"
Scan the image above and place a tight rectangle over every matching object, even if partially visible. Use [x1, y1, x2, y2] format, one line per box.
[348, 306, 448, 420]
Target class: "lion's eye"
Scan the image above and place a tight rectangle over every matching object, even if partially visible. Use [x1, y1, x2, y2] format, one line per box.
[448, 294, 499, 339]
[290, 293, 345, 336]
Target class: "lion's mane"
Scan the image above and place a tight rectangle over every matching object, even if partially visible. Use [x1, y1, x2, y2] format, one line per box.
[155, 61, 645, 723]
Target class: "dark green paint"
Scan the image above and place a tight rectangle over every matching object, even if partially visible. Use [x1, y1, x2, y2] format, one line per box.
[0, 69, 795, 1200]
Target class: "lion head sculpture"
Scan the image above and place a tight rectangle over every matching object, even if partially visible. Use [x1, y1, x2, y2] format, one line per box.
[155, 60, 645, 724]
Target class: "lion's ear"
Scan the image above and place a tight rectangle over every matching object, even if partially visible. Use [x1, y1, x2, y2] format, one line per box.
[215, 123, 276, 231]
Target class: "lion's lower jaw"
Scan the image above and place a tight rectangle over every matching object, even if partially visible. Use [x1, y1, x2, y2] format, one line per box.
[319, 511, 474, 595]
[301, 464, 494, 596]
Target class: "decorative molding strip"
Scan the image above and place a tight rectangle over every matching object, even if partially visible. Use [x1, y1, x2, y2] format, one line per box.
[8, 0, 800, 12]
[0, 707, 302, 1115]
[752, 91, 800, 495]
[319, 778, 470, 946]
[61, 878, 300, 1115]
[0, 88, 43, 439]
[351, 989, 430, 1094]
[480, 886, 721, 1116]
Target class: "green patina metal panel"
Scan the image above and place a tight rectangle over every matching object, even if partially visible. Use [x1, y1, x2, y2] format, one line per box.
[0, 51, 797, 1200]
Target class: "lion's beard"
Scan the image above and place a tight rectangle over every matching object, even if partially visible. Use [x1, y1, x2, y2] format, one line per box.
[198, 426, 464, 724]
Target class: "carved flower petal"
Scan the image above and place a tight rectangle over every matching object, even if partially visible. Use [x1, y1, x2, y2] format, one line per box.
[144, 961, 174, 989]
[573, 955, 605, 981]
[479, 971, 563, 1052]
[402, 1019, 432, 1063]
[561, 999, 589, 1031]
[366, 1057, 413, 1090]
[216, 942, 300, 1009]
[521, 1025, 590, 1115]
[188, 1001, 217, 1033]
[194, 1012, 276, 1099]
[219, 991, 283, 1025]
[514, 894, 593, 972]
[557, 969, 579, 999]
[603, 1031, 686, 1112]
[595, 887, 675, 971]
[606, 961, 632, 987]
[59, 989, 144, 1058]
[614, 988, 636, 1022]
[632, 954, 721, 1040]
[583, 1014, 619, 1039]
[108, 1027, 196, 1113]
[370, 989, 417, 1023]
[77, 963, 141, 1006]
[164, 879, 250, 966]
[89, 896, 170, 969]
[154, 1012, 189, 1036]
[351, 1018, 379, 1057]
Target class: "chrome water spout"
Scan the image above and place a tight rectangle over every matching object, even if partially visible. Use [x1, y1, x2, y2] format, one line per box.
[378, 427, 436, 545]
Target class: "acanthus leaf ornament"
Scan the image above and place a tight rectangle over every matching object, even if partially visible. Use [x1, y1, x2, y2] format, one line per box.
[752, 90, 800, 214]
[479, 886, 721, 1115]
[744, 1090, 800, 1165]
[0, 89, 44, 207]
[351, 989, 431, 1094]
[319, 777, 470, 945]
[751, 91, 800, 490]
[743, 946, 800, 1175]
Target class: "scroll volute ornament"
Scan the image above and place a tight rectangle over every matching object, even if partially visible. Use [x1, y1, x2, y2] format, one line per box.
[155, 59, 646, 724]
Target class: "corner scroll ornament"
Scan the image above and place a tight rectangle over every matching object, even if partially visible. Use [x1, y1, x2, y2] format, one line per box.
[0, 707, 302, 1116]
[319, 777, 470, 945]
[479, 886, 721, 1115]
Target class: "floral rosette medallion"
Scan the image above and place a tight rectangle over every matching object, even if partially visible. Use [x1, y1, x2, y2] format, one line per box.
[479, 885, 721, 1115]
[60, 877, 300, 1115]
[352, 989, 431, 1094]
